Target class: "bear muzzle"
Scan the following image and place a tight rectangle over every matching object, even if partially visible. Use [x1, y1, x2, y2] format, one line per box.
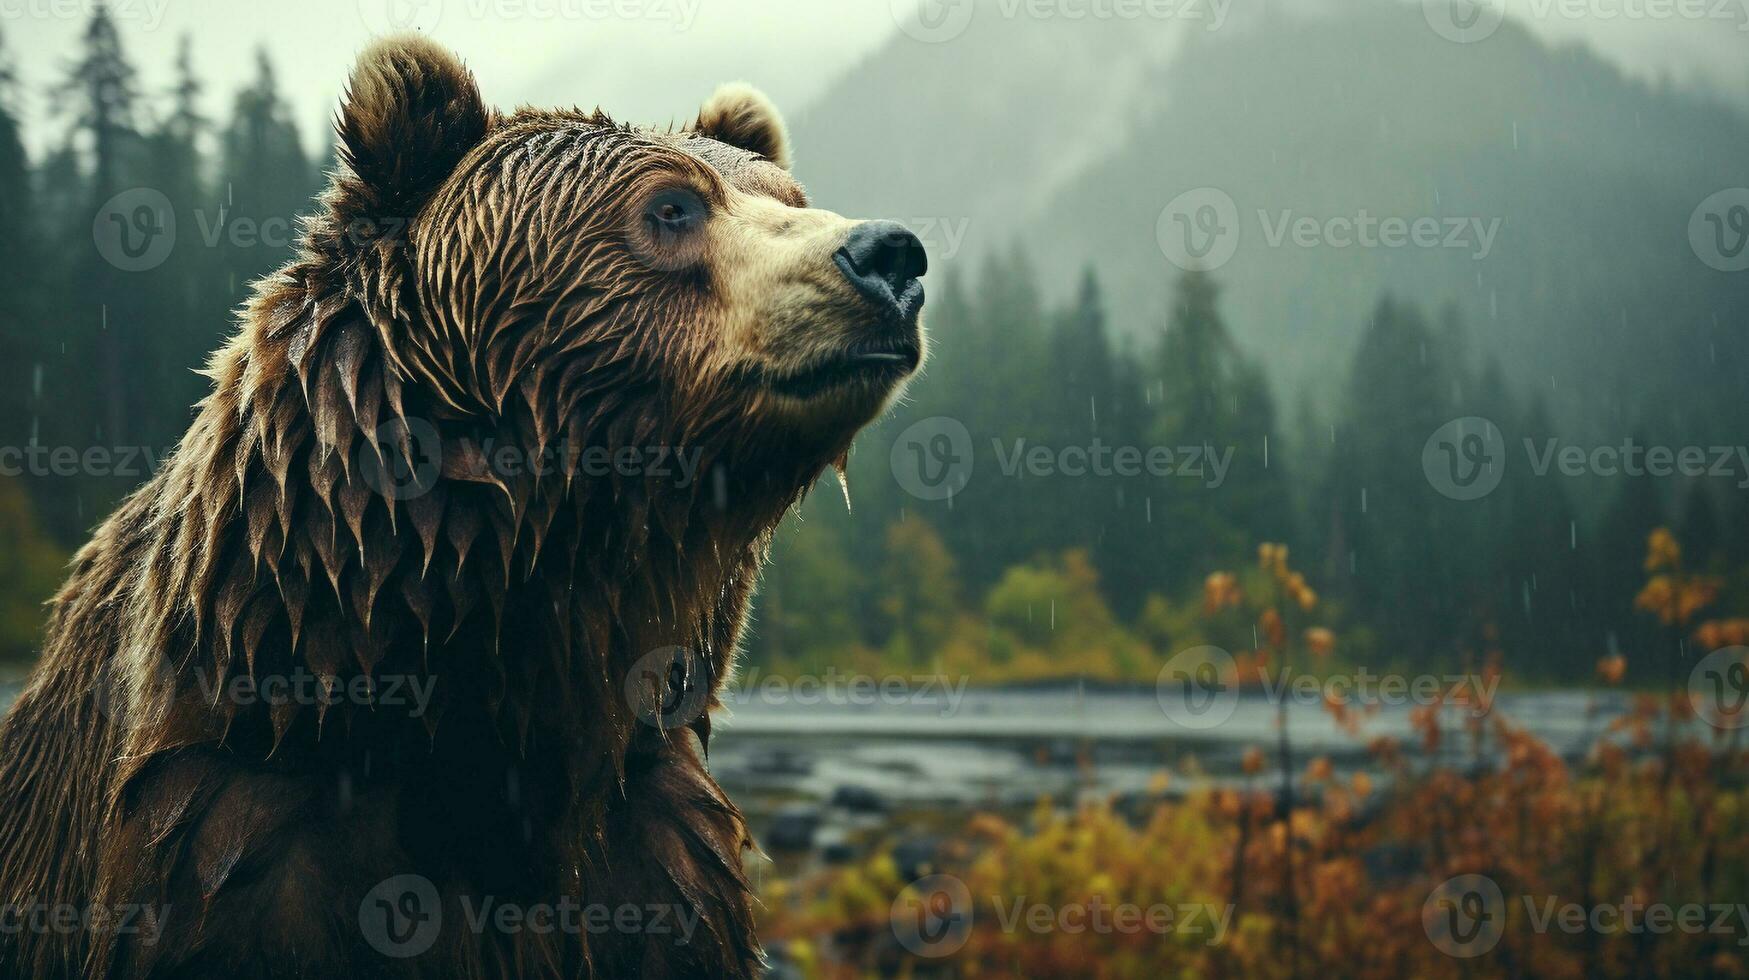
[833, 220, 928, 328]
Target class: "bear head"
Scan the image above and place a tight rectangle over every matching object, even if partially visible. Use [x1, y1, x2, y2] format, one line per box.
[319, 35, 927, 500]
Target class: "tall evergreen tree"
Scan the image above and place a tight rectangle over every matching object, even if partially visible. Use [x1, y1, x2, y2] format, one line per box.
[1495, 392, 1587, 677]
[0, 26, 39, 453]
[1322, 296, 1466, 661]
[1050, 269, 1116, 440]
[218, 47, 315, 291]
[1151, 271, 1290, 594]
[141, 34, 217, 434]
[55, 3, 142, 445]
[1155, 271, 1233, 445]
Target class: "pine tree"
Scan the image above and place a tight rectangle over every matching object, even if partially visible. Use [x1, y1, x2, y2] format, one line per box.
[1155, 270, 1233, 445]
[0, 26, 38, 453]
[1050, 268, 1116, 440]
[218, 47, 315, 291]
[56, 4, 136, 203]
[1496, 392, 1587, 676]
[1323, 296, 1464, 661]
[1151, 271, 1289, 594]
[140, 34, 217, 435]
[55, 3, 142, 444]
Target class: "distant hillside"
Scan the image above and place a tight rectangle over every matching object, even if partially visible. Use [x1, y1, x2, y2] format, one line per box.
[792, 1, 1749, 443]
[788, 0, 1194, 253]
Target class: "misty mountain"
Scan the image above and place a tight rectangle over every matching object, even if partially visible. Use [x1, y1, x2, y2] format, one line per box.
[792, 1, 1749, 445]
[788, 0, 1193, 248]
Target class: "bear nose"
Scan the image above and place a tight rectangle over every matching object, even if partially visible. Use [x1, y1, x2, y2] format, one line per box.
[834, 221, 928, 323]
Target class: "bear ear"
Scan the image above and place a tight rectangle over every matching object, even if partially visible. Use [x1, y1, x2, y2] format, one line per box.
[332, 35, 490, 229]
[694, 83, 791, 171]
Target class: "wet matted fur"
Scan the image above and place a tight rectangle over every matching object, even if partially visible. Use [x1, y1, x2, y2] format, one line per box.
[0, 35, 923, 979]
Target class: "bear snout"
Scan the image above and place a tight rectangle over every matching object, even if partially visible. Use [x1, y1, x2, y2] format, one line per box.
[832, 221, 928, 327]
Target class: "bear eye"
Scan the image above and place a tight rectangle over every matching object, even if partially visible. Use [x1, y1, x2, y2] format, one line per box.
[644, 188, 707, 238]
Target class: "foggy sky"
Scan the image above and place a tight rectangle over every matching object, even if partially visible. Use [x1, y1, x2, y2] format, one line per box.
[3, 0, 1746, 161]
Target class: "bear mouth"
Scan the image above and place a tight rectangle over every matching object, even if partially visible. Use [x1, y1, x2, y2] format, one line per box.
[761, 340, 922, 401]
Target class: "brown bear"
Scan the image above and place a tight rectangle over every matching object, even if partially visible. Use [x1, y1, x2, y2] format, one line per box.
[0, 36, 925, 979]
